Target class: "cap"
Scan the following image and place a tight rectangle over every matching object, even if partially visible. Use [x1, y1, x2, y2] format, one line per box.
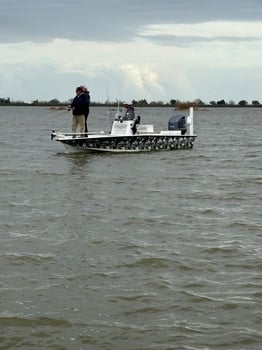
[81, 85, 88, 92]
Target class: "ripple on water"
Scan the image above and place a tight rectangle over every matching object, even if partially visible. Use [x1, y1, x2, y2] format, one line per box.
[1, 107, 262, 349]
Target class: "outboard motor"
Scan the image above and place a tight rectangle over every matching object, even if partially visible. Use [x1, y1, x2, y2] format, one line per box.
[168, 114, 187, 135]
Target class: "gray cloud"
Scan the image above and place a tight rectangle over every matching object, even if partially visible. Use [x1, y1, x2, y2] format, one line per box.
[1, 0, 262, 103]
[1, 0, 262, 43]
[138, 34, 262, 47]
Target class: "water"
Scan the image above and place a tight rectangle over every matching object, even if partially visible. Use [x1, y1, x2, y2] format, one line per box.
[0, 106, 261, 349]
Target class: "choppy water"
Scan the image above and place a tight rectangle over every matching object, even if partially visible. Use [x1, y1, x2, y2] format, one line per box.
[0, 106, 261, 349]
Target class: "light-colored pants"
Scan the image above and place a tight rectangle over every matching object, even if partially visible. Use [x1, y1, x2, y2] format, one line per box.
[72, 114, 85, 135]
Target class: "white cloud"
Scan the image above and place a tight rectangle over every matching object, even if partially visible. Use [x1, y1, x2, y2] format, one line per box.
[140, 21, 262, 39]
[120, 64, 159, 90]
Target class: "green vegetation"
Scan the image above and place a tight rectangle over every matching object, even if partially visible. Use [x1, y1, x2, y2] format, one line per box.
[0, 97, 261, 108]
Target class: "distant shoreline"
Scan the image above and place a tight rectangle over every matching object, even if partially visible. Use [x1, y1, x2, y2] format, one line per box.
[0, 103, 262, 108]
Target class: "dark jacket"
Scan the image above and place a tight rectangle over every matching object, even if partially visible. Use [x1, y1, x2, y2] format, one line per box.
[85, 91, 90, 106]
[84, 91, 90, 118]
[71, 93, 89, 116]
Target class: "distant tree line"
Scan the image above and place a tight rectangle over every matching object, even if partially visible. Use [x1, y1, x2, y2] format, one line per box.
[0, 97, 11, 104]
[0, 96, 261, 107]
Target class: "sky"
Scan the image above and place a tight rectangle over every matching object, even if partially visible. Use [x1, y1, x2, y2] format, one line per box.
[0, 0, 262, 104]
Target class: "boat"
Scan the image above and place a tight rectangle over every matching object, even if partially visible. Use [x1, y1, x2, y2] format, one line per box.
[51, 105, 196, 153]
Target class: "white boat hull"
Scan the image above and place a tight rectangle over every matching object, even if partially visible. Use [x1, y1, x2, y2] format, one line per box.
[51, 133, 196, 153]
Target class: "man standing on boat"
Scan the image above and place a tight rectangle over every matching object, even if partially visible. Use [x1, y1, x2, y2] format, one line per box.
[81, 85, 90, 134]
[69, 87, 89, 137]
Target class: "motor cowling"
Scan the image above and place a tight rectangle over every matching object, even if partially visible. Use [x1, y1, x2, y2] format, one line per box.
[168, 115, 187, 135]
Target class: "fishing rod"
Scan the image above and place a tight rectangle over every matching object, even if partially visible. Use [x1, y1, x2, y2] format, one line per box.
[105, 83, 123, 131]
[137, 82, 151, 116]
[34, 107, 67, 118]
[105, 82, 113, 131]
